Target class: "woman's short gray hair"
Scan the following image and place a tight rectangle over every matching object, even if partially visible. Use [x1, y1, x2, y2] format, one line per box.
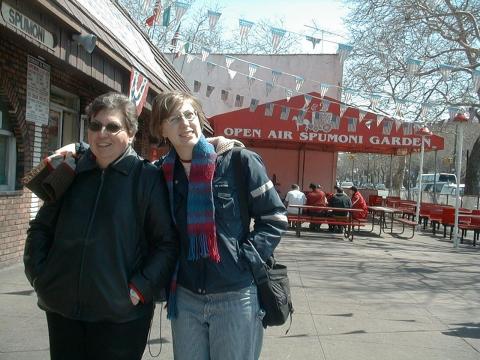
[86, 92, 138, 136]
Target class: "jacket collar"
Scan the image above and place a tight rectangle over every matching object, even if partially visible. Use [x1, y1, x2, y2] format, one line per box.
[76, 146, 138, 175]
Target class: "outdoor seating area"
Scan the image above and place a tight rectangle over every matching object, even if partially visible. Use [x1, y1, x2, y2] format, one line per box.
[287, 195, 480, 247]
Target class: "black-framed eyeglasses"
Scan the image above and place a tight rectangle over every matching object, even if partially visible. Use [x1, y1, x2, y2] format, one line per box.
[88, 120, 124, 134]
[166, 110, 197, 125]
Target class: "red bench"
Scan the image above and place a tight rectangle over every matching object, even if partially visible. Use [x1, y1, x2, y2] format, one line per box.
[287, 214, 367, 241]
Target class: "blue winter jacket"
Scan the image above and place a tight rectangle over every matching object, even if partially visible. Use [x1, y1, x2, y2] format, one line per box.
[170, 144, 288, 295]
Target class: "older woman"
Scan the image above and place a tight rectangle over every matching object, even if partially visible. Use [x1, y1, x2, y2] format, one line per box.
[24, 92, 178, 360]
[150, 91, 287, 359]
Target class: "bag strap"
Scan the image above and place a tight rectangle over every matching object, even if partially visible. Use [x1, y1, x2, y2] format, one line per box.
[231, 147, 250, 234]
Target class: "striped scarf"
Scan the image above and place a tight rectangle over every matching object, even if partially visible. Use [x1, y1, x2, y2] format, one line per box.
[162, 135, 219, 318]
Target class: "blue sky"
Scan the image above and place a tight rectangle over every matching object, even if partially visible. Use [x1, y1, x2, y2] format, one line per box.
[199, 0, 350, 53]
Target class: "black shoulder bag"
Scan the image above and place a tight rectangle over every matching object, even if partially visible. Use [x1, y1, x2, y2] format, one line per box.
[231, 147, 293, 331]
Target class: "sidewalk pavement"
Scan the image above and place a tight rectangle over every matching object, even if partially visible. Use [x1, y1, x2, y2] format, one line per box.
[2, 226, 480, 360]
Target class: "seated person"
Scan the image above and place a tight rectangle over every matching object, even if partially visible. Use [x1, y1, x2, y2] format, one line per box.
[348, 186, 368, 220]
[306, 183, 327, 231]
[285, 184, 306, 228]
[328, 186, 352, 232]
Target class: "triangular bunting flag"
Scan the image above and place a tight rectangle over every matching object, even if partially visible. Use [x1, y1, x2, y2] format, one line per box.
[239, 19, 254, 41]
[370, 93, 381, 109]
[321, 100, 330, 112]
[365, 120, 372, 129]
[235, 94, 244, 107]
[339, 104, 348, 118]
[248, 63, 258, 78]
[383, 120, 393, 135]
[225, 56, 235, 69]
[207, 10, 221, 30]
[285, 89, 293, 102]
[247, 76, 255, 88]
[201, 47, 210, 62]
[280, 106, 290, 120]
[358, 109, 366, 123]
[206, 61, 215, 75]
[319, 83, 329, 98]
[305, 35, 321, 49]
[271, 27, 286, 50]
[221, 89, 229, 101]
[330, 115, 340, 129]
[175, 2, 189, 21]
[186, 54, 195, 63]
[395, 119, 402, 131]
[337, 43, 353, 63]
[343, 88, 353, 104]
[193, 80, 201, 93]
[265, 103, 274, 117]
[376, 114, 384, 126]
[227, 69, 237, 79]
[206, 85, 214, 97]
[304, 94, 312, 108]
[403, 122, 413, 135]
[347, 117, 357, 132]
[294, 76, 304, 92]
[265, 82, 273, 97]
[272, 70, 282, 85]
[249, 98, 259, 112]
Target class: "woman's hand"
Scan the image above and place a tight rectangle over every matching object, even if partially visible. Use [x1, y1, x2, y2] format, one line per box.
[54, 143, 77, 157]
[129, 288, 140, 305]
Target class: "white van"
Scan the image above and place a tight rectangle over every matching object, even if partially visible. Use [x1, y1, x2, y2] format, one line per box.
[440, 184, 465, 196]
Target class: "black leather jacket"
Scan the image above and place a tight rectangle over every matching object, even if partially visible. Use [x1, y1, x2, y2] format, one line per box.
[24, 147, 178, 323]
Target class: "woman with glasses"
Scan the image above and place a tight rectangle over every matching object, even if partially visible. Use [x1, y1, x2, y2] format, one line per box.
[24, 92, 178, 360]
[150, 91, 288, 359]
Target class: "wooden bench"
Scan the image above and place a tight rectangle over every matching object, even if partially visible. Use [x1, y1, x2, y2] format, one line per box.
[393, 218, 417, 239]
[287, 214, 367, 241]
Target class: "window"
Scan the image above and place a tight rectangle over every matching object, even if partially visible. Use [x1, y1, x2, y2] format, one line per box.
[0, 129, 16, 191]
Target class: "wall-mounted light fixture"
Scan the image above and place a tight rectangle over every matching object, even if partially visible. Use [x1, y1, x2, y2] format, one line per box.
[72, 33, 97, 54]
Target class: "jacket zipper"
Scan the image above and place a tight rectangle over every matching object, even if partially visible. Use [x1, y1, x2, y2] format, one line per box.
[75, 169, 105, 317]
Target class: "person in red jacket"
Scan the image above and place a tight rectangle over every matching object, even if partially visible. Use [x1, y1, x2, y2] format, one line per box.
[306, 183, 327, 231]
[348, 186, 368, 220]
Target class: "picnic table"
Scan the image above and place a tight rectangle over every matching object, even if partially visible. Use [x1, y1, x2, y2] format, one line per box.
[367, 206, 416, 238]
[288, 205, 365, 241]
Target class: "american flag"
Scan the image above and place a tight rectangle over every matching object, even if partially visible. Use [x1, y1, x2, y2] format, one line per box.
[170, 23, 181, 52]
[145, 0, 161, 27]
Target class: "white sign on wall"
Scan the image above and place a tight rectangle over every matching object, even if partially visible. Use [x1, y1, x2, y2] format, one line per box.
[26, 55, 50, 125]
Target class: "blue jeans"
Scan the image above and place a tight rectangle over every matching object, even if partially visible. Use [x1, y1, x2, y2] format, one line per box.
[171, 285, 264, 360]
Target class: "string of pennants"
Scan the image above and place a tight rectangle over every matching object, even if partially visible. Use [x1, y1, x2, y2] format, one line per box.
[193, 76, 438, 136]
[141, 1, 480, 97]
[178, 48, 477, 128]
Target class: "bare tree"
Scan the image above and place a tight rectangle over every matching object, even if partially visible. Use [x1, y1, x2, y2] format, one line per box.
[343, 0, 480, 194]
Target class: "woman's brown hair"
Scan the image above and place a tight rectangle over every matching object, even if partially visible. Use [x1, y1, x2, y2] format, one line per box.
[150, 91, 207, 140]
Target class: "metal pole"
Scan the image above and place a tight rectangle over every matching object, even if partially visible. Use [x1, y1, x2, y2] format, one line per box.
[453, 124, 464, 248]
[433, 150, 438, 204]
[407, 152, 412, 200]
[415, 137, 425, 228]
[389, 154, 393, 191]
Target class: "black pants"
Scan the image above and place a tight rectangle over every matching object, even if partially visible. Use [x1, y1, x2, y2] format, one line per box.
[46, 311, 152, 360]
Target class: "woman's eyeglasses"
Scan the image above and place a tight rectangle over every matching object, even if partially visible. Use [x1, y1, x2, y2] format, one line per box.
[88, 121, 124, 134]
[166, 110, 197, 125]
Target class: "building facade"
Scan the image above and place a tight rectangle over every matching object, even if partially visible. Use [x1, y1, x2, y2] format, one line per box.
[0, 0, 188, 267]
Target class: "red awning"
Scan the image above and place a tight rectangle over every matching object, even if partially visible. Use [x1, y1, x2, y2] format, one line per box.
[210, 92, 444, 155]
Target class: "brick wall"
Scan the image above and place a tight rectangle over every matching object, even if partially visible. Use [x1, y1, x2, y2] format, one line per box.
[0, 33, 130, 268]
[0, 191, 32, 267]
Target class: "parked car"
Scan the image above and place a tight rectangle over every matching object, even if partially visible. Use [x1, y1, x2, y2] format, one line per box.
[375, 184, 387, 190]
[440, 184, 465, 196]
[340, 181, 354, 189]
